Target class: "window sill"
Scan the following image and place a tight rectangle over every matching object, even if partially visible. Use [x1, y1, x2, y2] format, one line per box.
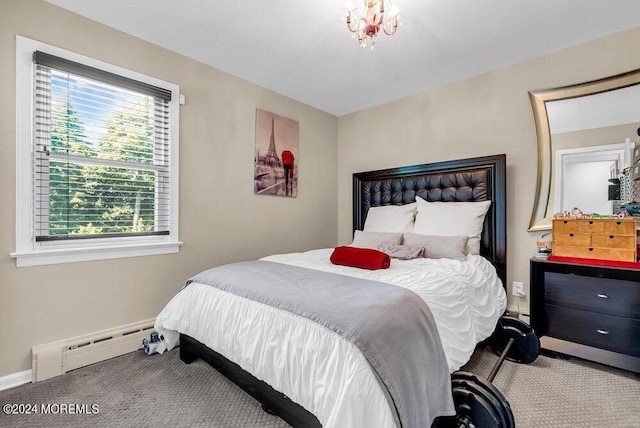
[10, 241, 182, 267]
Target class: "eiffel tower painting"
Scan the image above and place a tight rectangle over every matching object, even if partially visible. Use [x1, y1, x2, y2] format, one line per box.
[254, 109, 299, 197]
[264, 117, 280, 166]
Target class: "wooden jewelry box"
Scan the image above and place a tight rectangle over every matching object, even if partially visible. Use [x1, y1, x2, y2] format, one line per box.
[552, 218, 637, 262]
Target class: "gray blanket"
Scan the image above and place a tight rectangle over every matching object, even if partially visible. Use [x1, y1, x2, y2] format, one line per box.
[188, 260, 455, 427]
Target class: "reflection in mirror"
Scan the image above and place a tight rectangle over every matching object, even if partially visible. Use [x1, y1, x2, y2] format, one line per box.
[528, 69, 640, 231]
[554, 143, 625, 215]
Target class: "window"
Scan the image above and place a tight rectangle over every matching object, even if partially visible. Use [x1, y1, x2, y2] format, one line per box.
[13, 37, 181, 267]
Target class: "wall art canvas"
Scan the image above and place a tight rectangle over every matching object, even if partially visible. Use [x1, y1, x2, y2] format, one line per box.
[254, 108, 299, 197]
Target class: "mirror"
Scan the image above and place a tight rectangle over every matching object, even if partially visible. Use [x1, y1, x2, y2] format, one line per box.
[528, 69, 640, 231]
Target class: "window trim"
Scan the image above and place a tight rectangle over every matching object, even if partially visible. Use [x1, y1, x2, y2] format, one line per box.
[12, 36, 181, 267]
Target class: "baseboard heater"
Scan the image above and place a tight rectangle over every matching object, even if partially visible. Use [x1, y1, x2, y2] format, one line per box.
[32, 318, 155, 382]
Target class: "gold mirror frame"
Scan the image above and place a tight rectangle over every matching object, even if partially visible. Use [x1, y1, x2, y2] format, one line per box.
[528, 68, 640, 231]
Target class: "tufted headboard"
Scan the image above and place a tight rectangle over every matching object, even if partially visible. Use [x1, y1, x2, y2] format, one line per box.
[353, 154, 506, 286]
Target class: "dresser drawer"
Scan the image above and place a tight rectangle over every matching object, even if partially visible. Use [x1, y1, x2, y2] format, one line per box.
[551, 246, 636, 262]
[553, 233, 591, 247]
[553, 219, 604, 234]
[584, 248, 636, 262]
[545, 272, 640, 318]
[603, 220, 637, 236]
[545, 305, 640, 357]
[591, 234, 636, 248]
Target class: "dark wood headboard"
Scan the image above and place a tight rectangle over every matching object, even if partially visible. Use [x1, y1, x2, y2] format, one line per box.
[353, 154, 506, 286]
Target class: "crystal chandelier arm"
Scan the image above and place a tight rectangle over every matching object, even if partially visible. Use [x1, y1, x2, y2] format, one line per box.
[345, 12, 361, 33]
[382, 2, 401, 36]
[382, 20, 398, 36]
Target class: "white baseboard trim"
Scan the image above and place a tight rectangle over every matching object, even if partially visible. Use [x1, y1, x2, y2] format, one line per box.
[0, 370, 32, 391]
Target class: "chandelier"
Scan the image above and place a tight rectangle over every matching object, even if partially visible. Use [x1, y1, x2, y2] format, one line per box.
[343, 0, 402, 49]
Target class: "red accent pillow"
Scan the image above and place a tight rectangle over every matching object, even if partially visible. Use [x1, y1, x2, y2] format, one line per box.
[330, 246, 391, 270]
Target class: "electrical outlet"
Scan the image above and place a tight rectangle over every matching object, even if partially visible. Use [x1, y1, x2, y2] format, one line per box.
[512, 281, 525, 297]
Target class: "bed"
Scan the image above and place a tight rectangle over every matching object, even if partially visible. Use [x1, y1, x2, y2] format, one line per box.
[155, 154, 507, 428]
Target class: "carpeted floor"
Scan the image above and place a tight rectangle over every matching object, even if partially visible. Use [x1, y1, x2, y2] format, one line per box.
[0, 345, 638, 427]
[463, 347, 639, 427]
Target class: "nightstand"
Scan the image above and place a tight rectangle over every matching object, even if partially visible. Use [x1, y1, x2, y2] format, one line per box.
[530, 257, 640, 373]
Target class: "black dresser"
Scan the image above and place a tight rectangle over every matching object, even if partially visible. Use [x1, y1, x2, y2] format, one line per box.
[530, 257, 640, 373]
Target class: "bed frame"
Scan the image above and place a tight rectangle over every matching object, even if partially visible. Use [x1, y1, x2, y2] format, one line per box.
[180, 154, 507, 427]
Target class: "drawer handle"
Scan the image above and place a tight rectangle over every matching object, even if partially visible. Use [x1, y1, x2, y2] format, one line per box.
[596, 329, 609, 335]
[569, 233, 574, 237]
[616, 221, 621, 225]
[597, 293, 609, 299]
[609, 235, 614, 239]
[588, 248, 594, 251]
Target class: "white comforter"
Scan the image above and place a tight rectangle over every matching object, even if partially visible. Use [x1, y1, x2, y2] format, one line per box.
[155, 249, 507, 428]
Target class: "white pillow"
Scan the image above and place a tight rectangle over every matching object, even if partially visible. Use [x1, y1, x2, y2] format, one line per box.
[363, 203, 417, 233]
[412, 197, 491, 255]
[350, 230, 403, 250]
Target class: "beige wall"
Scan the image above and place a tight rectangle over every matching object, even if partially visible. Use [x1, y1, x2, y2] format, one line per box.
[0, 1, 338, 376]
[552, 123, 638, 152]
[337, 26, 640, 315]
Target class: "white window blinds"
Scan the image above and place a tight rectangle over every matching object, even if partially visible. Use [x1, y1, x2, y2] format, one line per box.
[33, 51, 172, 241]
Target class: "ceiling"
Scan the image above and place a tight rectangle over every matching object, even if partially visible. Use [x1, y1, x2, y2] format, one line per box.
[45, 0, 640, 117]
